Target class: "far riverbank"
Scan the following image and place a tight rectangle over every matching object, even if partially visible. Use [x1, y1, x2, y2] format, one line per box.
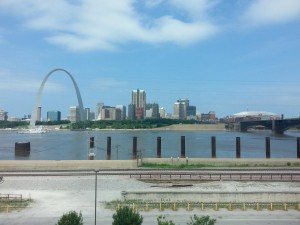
[152, 123, 226, 131]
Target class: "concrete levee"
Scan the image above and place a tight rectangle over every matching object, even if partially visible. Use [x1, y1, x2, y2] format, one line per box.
[0, 158, 299, 171]
[122, 191, 300, 203]
[0, 160, 138, 171]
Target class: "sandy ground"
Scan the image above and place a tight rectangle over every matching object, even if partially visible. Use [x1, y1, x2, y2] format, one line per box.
[0, 175, 300, 225]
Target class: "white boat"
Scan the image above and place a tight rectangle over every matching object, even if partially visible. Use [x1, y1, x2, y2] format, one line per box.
[18, 126, 48, 134]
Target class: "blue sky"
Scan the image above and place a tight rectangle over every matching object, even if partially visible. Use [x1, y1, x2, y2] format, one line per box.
[0, 0, 300, 119]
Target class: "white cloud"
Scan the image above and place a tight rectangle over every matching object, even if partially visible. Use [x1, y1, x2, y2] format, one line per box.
[0, 0, 218, 51]
[168, 0, 219, 20]
[243, 0, 300, 26]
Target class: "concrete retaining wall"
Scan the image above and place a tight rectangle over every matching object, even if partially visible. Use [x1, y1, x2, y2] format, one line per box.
[0, 160, 138, 171]
[122, 191, 300, 203]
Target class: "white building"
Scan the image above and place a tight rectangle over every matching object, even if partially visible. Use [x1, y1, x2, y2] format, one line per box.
[231, 111, 281, 121]
[0, 110, 8, 121]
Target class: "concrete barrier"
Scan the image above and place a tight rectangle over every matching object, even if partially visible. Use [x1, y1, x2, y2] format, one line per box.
[0, 160, 138, 171]
[0, 158, 299, 171]
[121, 191, 300, 203]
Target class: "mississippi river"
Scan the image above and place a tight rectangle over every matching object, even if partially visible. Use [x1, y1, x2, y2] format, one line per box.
[0, 130, 299, 160]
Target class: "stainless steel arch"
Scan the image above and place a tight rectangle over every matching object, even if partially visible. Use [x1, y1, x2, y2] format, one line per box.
[30, 68, 85, 126]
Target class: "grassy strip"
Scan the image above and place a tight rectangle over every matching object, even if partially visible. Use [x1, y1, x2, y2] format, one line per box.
[0, 199, 33, 213]
[141, 162, 300, 169]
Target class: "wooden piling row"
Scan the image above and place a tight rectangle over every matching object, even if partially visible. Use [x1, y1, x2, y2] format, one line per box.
[91, 135, 300, 159]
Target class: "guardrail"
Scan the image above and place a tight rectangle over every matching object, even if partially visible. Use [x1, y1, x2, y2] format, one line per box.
[129, 173, 300, 182]
[0, 194, 22, 201]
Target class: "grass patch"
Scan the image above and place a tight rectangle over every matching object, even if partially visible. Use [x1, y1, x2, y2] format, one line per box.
[140, 162, 300, 169]
[0, 199, 33, 213]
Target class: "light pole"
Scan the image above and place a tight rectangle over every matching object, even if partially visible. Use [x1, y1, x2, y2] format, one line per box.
[115, 145, 120, 160]
[95, 169, 99, 225]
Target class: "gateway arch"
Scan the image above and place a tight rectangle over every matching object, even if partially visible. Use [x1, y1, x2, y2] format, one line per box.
[30, 68, 85, 126]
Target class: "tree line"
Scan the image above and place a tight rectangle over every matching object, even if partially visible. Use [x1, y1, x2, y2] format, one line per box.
[1, 118, 206, 129]
[69, 118, 204, 130]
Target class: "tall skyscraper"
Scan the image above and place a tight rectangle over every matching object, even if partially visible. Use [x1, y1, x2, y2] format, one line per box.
[132, 89, 146, 119]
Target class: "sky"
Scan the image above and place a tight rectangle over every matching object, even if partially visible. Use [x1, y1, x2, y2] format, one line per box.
[0, 0, 300, 119]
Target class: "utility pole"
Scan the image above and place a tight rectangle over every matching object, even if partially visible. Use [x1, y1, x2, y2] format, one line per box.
[95, 170, 99, 225]
[115, 145, 120, 160]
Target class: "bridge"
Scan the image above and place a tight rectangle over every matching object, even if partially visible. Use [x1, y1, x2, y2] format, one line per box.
[239, 118, 300, 134]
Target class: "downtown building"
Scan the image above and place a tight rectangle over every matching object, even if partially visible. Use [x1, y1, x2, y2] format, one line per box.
[131, 89, 146, 119]
[145, 103, 160, 119]
[116, 105, 126, 120]
[47, 111, 61, 122]
[173, 98, 196, 120]
[0, 110, 8, 121]
[68, 106, 80, 123]
[99, 106, 121, 120]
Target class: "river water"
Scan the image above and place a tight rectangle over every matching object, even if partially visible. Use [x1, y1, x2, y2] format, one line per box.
[0, 130, 299, 160]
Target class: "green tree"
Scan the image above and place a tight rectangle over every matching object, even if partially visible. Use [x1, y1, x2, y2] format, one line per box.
[157, 215, 175, 225]
[55, 210, 83, 225]
[112, 206, 143, 225]
[187, 215, 216, 225]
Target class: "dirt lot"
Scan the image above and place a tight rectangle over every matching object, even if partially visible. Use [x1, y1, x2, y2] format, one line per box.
[0, 174, 300, 225]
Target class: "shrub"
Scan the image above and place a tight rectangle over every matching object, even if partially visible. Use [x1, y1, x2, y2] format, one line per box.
[157, 215, 175, 225]
[187, 215, 217, 225]
[56, 210, 83, 225]
[112, 206, 143, 225]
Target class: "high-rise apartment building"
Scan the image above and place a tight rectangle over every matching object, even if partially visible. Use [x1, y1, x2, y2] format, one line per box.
[132, 89, 146, 119]
[47, 111, 61, 121]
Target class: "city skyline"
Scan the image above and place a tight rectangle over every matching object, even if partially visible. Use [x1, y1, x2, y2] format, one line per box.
[0, 1, 300, 119]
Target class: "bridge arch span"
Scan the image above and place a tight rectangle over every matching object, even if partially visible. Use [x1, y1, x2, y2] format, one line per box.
[30, 68, 85, 126]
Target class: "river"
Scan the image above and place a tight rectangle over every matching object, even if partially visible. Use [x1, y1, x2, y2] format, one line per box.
[0, 129, 299, 160]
